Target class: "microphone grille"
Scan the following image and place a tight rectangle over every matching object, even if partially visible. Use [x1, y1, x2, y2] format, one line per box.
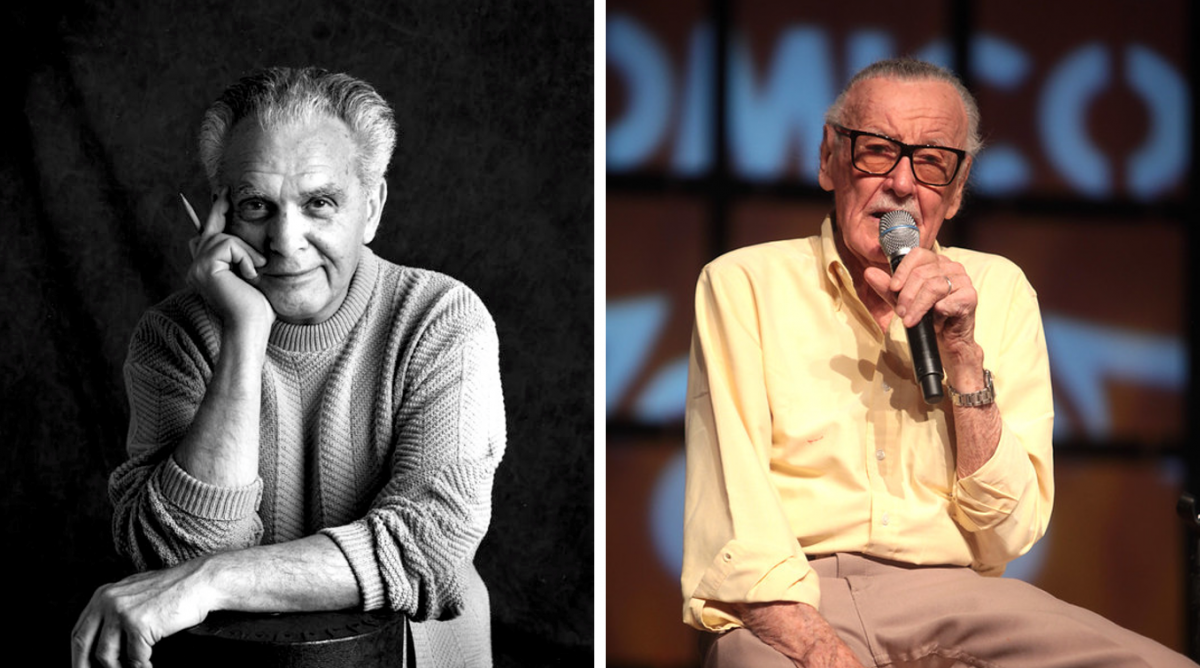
[879, 210, 920, 259]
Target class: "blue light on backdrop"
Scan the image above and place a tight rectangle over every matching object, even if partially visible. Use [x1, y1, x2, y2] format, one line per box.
[608, 15, 1190, 198]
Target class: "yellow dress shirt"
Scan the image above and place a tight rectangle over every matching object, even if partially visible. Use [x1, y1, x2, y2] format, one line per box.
[682, 216, 1054, 631]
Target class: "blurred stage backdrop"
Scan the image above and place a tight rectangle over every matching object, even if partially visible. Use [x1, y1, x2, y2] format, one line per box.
[607, 1, 1195, 665]
[0, 1, 592, 665]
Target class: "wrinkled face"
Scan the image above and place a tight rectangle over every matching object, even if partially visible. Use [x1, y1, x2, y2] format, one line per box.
[220, 115, 386, 325]
[817, 77, 972, 271]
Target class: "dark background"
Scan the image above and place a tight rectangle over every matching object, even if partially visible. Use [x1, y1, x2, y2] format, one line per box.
[0, 1, 593, 665]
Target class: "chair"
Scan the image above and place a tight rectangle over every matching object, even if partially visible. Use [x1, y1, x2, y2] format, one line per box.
[152, 608, 409, 668]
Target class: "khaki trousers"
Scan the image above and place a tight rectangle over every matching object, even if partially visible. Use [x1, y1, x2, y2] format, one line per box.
[703, 553, 1197, 668]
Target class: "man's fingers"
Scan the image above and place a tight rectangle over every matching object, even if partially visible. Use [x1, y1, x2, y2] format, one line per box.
[239, 237, 268, 268]
[189, 187, 269, 290]
[191, 235, 267, 276]
[92, 616, 125, 668]
[69, 606, 101, 668]
[202, 186, 230, 237]
[235, 248, 261, 280]
[886, 247, 933, 292]
[228, 237, 267, 279]
[124, 625, 156, 668]
[861, 266, 895, 305]
[888, 255, 974, 328]
[900, 270, 948, 326]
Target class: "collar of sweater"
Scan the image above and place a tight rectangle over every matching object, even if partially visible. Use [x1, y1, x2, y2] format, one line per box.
[267, 247, 380, 353]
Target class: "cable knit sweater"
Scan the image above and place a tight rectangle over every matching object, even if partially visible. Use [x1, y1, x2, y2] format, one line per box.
[109, 248, 506, 667]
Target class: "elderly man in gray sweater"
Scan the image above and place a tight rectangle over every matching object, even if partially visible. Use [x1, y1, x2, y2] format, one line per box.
[71, 67, 505, 668]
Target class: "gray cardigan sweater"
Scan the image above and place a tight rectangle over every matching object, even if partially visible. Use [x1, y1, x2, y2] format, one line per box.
[109, 248, 506, 667]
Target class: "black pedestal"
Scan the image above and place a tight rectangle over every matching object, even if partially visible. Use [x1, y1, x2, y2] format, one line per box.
[153, 608, 408, 668]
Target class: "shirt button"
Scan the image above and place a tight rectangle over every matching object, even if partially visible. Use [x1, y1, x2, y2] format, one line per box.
[882, 381, 891, 391]
[881, 512, 890, 526]
[875, 450, 886, 461]
[722, 552, 732, 562]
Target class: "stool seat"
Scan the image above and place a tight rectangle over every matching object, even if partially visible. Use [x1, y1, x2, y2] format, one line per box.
[154, 608, 408, 668]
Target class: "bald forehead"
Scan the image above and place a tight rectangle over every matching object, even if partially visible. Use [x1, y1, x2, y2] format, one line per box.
[843, 77, 968, 148]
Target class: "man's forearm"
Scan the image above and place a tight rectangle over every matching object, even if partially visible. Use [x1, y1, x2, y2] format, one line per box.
[71, 533, 363, 668]
[173, 323, 270, 487]
[951, 401, 1002, 478]
[942, 342, 1002, 478]
[736, 601, 864, 668]
[204, 533, 361, 612]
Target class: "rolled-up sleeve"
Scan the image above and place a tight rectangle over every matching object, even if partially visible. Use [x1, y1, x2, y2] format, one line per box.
[950, 266, 1054, 573]
[321, 294, 505, 620]
[681, 264, 820, 631]
[110, 308, 264, 570]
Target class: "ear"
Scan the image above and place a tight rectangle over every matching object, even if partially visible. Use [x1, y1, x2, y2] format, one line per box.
[363, 180, 388, 244]
[943, 156, 972, 220]
[817, 125, 836, 192]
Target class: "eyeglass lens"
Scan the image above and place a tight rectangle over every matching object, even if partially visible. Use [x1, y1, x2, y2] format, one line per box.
[855, 135, 959, 186]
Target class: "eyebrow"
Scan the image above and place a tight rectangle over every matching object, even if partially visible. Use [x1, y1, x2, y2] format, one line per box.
[301, 184, 348, 202]
[861, 128, 957, 150]
[228, 183, 349, 202]
[231, 183, 267, 200]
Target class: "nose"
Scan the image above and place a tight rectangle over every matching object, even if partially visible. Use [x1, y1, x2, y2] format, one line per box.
[267, 205, 310, 257]
[885, 156, 917, 198]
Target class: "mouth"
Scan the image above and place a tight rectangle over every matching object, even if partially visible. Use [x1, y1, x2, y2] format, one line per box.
[264, 267, 320, 283]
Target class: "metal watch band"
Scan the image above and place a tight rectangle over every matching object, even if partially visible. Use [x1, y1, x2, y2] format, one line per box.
[947, 369, 995, 407]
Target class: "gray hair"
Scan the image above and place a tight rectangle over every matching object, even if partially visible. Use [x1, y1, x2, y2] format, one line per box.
[824, 57, 983, 156]
[198, 67, 397, 188]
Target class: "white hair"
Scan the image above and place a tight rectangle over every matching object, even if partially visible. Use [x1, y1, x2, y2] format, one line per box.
[198, 67, 397, 188]
[824, 57, 983, 156]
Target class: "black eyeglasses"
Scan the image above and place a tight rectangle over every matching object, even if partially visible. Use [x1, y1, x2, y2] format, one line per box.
[831, 124, 966, 187]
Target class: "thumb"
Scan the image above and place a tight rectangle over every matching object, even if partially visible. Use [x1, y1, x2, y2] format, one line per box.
[862, 266, 895, 304]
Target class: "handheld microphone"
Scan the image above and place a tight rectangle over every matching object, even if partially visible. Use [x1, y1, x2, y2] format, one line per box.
[879, 211, 944, 404]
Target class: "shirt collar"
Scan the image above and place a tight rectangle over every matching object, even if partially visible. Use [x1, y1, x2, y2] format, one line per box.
[818, 213, 853, 309]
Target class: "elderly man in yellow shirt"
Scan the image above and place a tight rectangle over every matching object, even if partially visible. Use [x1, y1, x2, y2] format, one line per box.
[682, 57, 1196, 668]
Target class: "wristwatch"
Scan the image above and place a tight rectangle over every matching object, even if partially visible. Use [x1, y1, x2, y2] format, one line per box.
[947, 369, 995, 407]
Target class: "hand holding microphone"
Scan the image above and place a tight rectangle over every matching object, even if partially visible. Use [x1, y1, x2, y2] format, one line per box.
[878, 210, 945, 404]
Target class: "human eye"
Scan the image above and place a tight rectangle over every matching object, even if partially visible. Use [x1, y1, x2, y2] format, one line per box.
[854, 136, 899, 172]
[860, 137, 896, 156]
[236, 198, 271, 222]
[913, 150, 945, 166]
[305, 196, 338, 217]
[913, 149, 958, 184]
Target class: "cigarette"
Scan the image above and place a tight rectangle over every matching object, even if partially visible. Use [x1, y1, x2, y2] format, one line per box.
[179, 193, 202, 231]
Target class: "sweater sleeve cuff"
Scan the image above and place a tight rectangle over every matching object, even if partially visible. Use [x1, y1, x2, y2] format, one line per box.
[322, 523, 387, 611]
[953, 426, 1033, 531]
[155, 457, 262, 521]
